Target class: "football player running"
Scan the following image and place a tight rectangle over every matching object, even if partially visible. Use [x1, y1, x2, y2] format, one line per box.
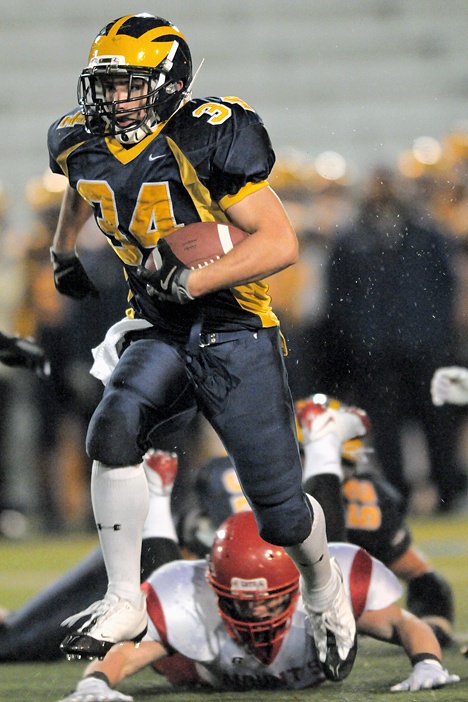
[55, 512, 459, 702]
[47, 13, 356, 680]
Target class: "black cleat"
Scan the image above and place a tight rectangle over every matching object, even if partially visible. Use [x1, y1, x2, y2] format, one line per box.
[60, 627, 147, 660]
[320, 630, 358, 681]
[60, 593, 147, 660]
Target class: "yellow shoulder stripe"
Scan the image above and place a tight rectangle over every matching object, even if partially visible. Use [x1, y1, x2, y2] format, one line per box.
[166, 137, 229, 223]
[219, 180, 269, 210]
[56, 142, 86, 179]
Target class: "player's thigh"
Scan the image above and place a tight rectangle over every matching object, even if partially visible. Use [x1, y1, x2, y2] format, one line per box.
[208, 329, 298, 464]
[206, 328, 308, 544]
[87, 339, 195, 465]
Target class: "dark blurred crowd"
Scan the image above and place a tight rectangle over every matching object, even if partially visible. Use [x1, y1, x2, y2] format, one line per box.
[1, 126, 468, 536]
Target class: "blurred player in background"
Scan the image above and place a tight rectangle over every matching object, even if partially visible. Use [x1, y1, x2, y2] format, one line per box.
[47, 12, 356, 678]
[0, 332, 49, 379]
[322, 166, 466, 514]
[55, 511, 459, 702]
[179, 396, 455, 649]
[0, 329, 49, 537]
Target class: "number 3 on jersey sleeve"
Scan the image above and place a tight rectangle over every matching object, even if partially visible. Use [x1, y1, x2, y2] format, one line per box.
[191, 97, 254, 125]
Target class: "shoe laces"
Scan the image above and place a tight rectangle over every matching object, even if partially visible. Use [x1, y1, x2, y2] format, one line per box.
[61, 595, 118, 629]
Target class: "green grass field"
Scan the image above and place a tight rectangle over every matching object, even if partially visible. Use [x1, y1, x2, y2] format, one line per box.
[0, 514, 467, 702]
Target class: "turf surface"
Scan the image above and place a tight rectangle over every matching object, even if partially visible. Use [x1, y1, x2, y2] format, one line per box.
[0, 514, 467, 701]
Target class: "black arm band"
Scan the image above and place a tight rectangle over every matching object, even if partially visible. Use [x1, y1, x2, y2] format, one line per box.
[410, 652, 441, 666]
[85, 672, 111, 687]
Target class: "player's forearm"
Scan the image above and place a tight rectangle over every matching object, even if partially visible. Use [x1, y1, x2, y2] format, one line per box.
[187, 230, 297, 297]
[394, 610, 442, 662]
[52, 184, 93, 253]
[83, 641, 167, 686]
[186, 184, 299, 299]
[358, 605, 441, 662]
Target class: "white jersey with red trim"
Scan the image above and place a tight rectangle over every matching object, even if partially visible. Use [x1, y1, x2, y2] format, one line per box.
[142, 543, 402, 690]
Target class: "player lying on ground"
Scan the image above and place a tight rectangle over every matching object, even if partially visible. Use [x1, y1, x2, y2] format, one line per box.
[56, 511, 459, 701]
[179, 396, 455, 648]
[0, 396, 454, 660]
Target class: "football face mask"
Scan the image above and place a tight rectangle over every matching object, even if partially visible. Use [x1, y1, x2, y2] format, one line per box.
[207, 512, 300, 661]
[78, 13, 192, 143]
[79, 68, 178, 140]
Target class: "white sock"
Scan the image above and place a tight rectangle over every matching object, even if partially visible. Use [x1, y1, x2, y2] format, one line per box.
[302, 432, 344, 482]
[142, 490, 177, 541]
[285, 495, 339, 611]
[141, 456, 178, 541]
[91, 460, 149, 608]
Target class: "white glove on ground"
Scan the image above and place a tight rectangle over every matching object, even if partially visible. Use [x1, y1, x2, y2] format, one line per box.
[390, 660, 459, 692]
[431, 366, 468, 406]
[57, 676, 133, 702]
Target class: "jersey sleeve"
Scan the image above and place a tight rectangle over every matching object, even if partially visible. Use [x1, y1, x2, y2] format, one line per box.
[182, 97, 275, 208]
[329, 542, 403, 619]
[209, 121, 275, 207]
[142, 560, 219, 662]
[47, 107, 89, 178]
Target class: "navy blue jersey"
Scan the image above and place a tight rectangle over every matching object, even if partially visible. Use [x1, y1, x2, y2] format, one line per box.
[47, 97, 279, 336]
[342, 471, 411, 566]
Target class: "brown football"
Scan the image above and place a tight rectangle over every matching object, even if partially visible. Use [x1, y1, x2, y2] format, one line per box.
[151, 221, 250, 270]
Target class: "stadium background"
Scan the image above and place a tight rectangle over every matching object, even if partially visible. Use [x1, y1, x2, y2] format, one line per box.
[0, 3, 467, 698]
[1, 0, 468, 230]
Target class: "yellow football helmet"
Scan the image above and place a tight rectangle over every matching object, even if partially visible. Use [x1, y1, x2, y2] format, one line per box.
[78, 13, 192, 143]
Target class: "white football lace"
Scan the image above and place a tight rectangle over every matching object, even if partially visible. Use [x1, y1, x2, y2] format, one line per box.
[61, 599, 112, 629]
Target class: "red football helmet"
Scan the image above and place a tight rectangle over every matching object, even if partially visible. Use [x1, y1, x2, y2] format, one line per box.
[207, 511, 299, 661]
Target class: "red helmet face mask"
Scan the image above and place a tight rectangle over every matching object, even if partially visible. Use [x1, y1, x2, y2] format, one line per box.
[207, 511, 300, 663]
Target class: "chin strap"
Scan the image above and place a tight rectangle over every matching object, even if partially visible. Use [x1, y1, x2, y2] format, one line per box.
[115, 119, 156, 145]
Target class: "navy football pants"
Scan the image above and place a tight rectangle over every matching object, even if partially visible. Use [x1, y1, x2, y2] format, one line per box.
[86, 327, 312, 546]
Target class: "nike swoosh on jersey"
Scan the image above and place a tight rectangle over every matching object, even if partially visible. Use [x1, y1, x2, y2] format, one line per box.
[160, 267, 177, 290]
[149, 154, 164, 161]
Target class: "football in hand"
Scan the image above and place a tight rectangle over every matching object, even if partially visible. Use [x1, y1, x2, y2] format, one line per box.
[148, 221, 249, 271]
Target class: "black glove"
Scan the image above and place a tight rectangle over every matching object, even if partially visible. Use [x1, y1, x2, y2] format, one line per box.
[50, 248, 100, 300]
[0, 334, 51, 379]
[134, 240, 194, 304]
